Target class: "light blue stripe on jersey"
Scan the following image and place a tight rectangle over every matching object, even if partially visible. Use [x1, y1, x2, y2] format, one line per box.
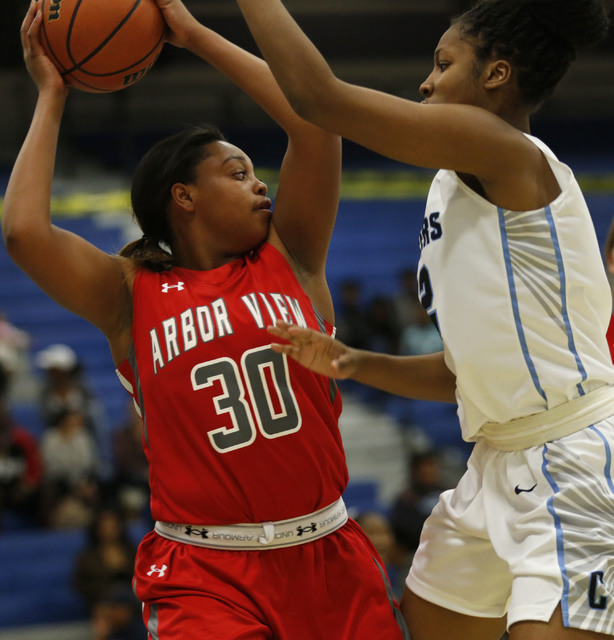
[543, 205, 587, 396]
[589, 425, 614, 494]
[498, 207, 546, 400]
[498, 205, 588, 401]
[541, 444, 570, 626]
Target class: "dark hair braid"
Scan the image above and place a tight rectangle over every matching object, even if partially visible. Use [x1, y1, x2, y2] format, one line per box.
[454, 0, 610, 106]
[120, 124, 227, 272]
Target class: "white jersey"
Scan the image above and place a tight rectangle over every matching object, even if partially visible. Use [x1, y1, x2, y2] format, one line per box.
[418, 134, 614, 442]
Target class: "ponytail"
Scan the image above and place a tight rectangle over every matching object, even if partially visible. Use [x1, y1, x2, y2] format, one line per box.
[119, 235, 175, 272]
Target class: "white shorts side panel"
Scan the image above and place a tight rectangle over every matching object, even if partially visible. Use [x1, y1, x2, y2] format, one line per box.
[407, 418, 614, 634]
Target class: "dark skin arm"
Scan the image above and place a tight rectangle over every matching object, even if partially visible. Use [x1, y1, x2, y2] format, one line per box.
[268, 322, 457, 403]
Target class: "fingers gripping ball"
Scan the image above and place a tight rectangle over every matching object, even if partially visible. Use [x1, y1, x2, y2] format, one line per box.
[40, 0, 165, 93]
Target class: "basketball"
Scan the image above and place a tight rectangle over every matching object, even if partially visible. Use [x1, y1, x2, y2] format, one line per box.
[39, 0, 166, 93]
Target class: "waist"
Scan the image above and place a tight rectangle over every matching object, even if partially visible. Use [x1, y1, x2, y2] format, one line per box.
[478, 385, 614, 451]
[155, 497, 348, 551]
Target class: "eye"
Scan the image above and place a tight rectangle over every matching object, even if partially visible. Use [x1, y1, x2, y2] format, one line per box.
[233, 170, 247, 180]
[438, 62, 449, 72]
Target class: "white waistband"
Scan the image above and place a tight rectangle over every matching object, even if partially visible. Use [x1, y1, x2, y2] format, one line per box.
[479, 385, 614, 451]
[155, 497, 348, 551]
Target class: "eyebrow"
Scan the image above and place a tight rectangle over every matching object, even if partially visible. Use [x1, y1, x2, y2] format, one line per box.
[222, 155, 248, 165]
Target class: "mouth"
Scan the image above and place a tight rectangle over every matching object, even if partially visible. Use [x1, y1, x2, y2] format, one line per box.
[255, 198, 273, 213]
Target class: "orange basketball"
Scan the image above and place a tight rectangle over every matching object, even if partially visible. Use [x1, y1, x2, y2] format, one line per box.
[39, 0, 165, 93]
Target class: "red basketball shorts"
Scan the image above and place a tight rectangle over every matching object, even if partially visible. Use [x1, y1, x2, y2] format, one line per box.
[133, 518, 408, 639]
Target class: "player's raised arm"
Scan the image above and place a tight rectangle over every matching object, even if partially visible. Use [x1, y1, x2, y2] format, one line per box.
[2, 4, 132, 350]
[234, 1, 536, 186]
[155, 0, 341, 298]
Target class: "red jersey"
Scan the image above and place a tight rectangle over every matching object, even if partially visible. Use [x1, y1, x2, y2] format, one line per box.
[608, 313, 614, 362]
[116, 243, 346, 525]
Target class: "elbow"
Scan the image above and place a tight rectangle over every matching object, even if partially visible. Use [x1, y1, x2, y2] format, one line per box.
[2, 216, 43, 264]
[286, 76, 343, 130]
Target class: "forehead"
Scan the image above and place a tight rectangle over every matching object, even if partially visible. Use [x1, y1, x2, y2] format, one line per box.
[204, 140, 251, 165]
[434, 24, 474, 58]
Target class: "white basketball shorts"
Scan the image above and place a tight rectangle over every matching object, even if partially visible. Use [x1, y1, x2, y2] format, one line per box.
[407, 418, 614, 634]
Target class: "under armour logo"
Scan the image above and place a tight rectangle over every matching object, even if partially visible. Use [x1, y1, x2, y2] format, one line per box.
[162, 282, 185, 293]
[147, 564, 168, 577]
[296, 523, 317, 537]
[185, 525, 209, 539]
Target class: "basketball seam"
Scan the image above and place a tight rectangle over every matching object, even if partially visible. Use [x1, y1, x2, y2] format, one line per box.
[62, 0, 146, 74]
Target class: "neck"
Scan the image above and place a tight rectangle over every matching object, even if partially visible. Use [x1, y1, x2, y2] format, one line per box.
[499, 110, 531, 134]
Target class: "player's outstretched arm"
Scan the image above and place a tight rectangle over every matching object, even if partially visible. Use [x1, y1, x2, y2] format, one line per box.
[155, 0, 341, 320]
[2, 3, 132, 348]
[268, 321, 457, 403]
[234, 0, 541, 197]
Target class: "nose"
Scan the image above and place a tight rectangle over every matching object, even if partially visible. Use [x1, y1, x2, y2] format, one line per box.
[419, 74, 434, 98]
[256, 179, 267, 196]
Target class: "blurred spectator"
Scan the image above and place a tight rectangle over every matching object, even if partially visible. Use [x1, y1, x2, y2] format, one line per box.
[40, 407, 101, 528]
[354, 509, 408, 600]
[111, 400, 150, 522]
[0, 312, 35, 402]
[335, 279, 371, 349]
[0, 361, 43, 530]
[399, 303, 443, 356]
[73, 505, 138, 615]
[91, 585, 146, 640]
[390, 267, 419, 332]
[366, 295, 401, 355]
[35, 343, 113, 477]
[389, 450, 446, 560]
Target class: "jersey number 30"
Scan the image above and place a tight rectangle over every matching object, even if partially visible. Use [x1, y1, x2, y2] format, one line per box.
[191, 346, 301, 453]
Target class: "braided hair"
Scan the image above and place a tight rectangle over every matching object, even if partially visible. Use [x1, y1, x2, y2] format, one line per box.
[120, 124, 227, 272]
[454, 0, 610, 107]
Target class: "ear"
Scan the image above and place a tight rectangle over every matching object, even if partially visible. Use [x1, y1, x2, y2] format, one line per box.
[170, 183, 195, 212]
[483, 59, 513, 91]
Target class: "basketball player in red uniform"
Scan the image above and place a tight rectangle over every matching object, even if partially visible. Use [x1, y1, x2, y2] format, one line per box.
[5, 1, 408, 638]
[604, 218, 614, 361]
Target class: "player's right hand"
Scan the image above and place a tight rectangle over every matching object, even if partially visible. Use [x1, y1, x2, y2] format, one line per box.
[21, 1, 67, 94]
[154, 0, 200, 49]
[267, 321, 358, 380]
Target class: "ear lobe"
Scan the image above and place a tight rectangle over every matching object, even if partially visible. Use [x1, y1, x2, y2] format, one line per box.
[171, 183, 195, 211]
[484, 59, 512, 90]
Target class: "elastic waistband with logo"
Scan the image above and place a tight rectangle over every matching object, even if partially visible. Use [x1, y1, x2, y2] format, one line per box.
[155, 497, 348, 551]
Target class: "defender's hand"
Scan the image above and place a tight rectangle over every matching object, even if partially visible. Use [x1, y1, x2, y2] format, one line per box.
[267, 321, 358, 379]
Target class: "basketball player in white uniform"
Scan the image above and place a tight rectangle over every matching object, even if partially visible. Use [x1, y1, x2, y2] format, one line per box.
[234, 0, 614, 638]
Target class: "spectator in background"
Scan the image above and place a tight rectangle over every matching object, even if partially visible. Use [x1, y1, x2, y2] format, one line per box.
[366, 295, 401, 355]
[40, 407, 101, 528]
[335, 279, 371, 349]
[389, 451, 446, 561]
[0, 311, 35, 402]
[354, 510, 408, 600]
[0, 361, 43, 530]
[35, 343, 113, 478]
[399, 303, 443, 357]
[91, 585, 146, 640]
[73, 505, 138, 615]
[111, 400, 150, 522]
[390, 268, 419, 334]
